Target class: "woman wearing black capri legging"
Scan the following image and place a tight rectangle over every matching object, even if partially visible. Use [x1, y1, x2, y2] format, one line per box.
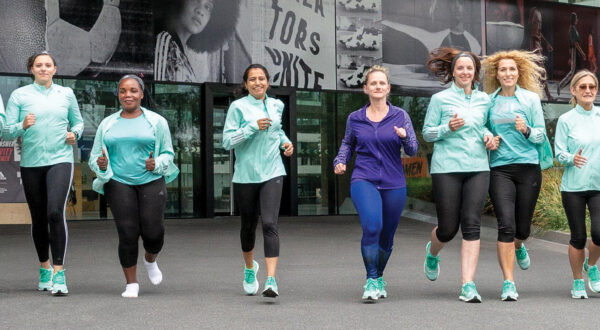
[222, 64, 294, 298]
[89, 75, 179, 298]
[3, 51, 83, 296]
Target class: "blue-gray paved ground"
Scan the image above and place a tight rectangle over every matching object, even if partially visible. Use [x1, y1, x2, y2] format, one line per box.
[0, 215, 598, 329]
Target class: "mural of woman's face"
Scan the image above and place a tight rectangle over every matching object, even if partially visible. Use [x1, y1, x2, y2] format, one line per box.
[450, 0, 464, 22]
[180, 0, 214, 35]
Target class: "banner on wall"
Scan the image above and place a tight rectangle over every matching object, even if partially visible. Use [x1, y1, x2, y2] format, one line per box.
[0, 0, 153, 78]
[253, 0, 336, 90]
[0, 140, 26, 203]
[380, 0, 483, 95]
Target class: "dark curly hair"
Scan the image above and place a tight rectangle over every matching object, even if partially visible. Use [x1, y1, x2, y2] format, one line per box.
[154, 0, 241, 53]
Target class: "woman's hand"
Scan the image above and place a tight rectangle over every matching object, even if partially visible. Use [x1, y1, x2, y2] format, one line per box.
[97, 149, 108, 171]
[257, 118, 272, 130]
[282, 142, 294, 157]
[484, 135, 499, 150]
[394, 125, 407, 138]
[65, 132, 77, 145]
[448, 113, 464, 131]
[573, 149, 587, 168]
[23, 113, 36, 130]
[334, 163, 346, 175]
[515, 115, 527, 134]
[146, 152, 155, 171]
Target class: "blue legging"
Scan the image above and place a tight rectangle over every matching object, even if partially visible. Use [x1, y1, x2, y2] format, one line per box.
[351, 180, 407, 279]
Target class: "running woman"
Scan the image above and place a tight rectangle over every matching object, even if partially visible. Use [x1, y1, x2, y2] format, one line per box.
[422, 48, 498, 303]
[334, 65, 418, 301]
[555, 70, 600, 299]
[89, 75, 179, 298]
[2, 51, 83, 296]
[482, 50, 552, 301]
[222, 64, 293, 298]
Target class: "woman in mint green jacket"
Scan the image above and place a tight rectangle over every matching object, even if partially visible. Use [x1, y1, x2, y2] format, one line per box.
[555, 70, 600, 299]
[89, 75, 178, 298]
[3, 51, 83, 296]
[222, 64, 293, 298]
[482, 50, 551, 301]
[422, 48, 498, 303]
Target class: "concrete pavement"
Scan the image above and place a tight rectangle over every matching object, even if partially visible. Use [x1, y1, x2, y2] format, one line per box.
[0, 215, 598, 329]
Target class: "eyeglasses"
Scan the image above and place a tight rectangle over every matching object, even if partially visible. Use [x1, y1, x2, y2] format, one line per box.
[578, 84, 597, 91]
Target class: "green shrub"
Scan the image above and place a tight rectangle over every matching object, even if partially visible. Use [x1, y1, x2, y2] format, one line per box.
[533, 167, 569, 231]
[406, 177, 433, 202]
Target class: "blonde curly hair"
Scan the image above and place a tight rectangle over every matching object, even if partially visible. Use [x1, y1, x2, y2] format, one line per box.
[482, 50, 546, 97]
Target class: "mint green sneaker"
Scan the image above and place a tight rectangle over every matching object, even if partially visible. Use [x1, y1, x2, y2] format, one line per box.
[583, 257, 600, 293]
[571, 279, 588, 299]
[262, 276, 279, 298]
[243, 260, 259, 295]
[515, 244, 530, 270]
[51, 269, 68, 296]
[424, 241, 440, 281]
[376, 277, 387, 298]
[38, 267, 53, 291]
[362, 278, 379, 301]
[459, 281, 481, 303]
[501, 280, 518, 301]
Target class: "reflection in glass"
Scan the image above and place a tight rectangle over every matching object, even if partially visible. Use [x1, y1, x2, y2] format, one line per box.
[297, 91, 335, 215]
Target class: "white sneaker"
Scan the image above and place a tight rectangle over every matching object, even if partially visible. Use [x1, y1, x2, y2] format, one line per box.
[122, 283, 139, 298]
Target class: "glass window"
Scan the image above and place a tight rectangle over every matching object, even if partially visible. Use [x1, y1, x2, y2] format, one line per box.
[59, 78, 120, 220]
[388, 95, 433, 203]
[335, 92, 368, 214]
[296, 90, 336, 215]
[153, 83, 201, 217]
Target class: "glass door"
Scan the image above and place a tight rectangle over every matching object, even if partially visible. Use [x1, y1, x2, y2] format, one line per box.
[213, 96, 235, 215]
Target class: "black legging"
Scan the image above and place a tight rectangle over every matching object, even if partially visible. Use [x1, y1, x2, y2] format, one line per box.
[104, 178, 167, 268]
[432, 171, 490, 242]
[489, 164, 542, 242]
[21, 162, 73, 266]
[561, 190, 600, 250]
[234, 176, 283, 258]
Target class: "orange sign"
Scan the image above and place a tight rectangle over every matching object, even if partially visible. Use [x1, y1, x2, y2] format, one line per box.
[402, 157, 428, 178]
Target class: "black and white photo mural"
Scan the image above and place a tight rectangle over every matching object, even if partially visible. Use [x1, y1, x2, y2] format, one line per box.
[336, 0, 382, 90]
[380, 0, 483, 95]
[0, 0, 153, 78]
[153, 0, 337, 89]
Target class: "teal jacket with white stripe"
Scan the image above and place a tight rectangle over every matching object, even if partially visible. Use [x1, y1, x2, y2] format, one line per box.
[423, 82, 492, 174]
[222, 94, 291, 184]
[555, 104, 600, 192]
[88, 107, 179, 194]
[2, 82, 83, 167]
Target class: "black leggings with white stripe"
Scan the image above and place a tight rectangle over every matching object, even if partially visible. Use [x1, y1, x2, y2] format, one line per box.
[21, 162, 73, 266]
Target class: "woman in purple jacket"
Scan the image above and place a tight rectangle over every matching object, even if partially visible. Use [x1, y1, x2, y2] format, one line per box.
[334, 65, 418, 301]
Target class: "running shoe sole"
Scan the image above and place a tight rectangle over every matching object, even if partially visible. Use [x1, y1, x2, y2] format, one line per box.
[262, 288, 278, 298]
[571, 291, 588, 299]
[459, 295, 481, 303]
[52, 290, 68, 296]
[501, 294, 518, 301]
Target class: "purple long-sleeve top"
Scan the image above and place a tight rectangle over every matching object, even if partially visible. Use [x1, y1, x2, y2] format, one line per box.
[334, 102, 418, 189]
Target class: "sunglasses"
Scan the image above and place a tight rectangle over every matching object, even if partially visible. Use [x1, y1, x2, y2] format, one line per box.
[577, 84, 597, 91]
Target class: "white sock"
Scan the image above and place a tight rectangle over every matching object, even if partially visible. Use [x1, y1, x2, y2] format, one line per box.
[121, 283, 139, 298]
[144, 259, 163, 285]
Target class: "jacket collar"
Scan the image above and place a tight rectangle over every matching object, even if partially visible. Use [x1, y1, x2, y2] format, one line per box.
[490, 84, 526, 105]
[574, 104, 599, 116]
[360, 101, 396, 121]
[245, 93, 269, 106]
[32, 81, 54, 93]
[450, 81, 478, 97]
